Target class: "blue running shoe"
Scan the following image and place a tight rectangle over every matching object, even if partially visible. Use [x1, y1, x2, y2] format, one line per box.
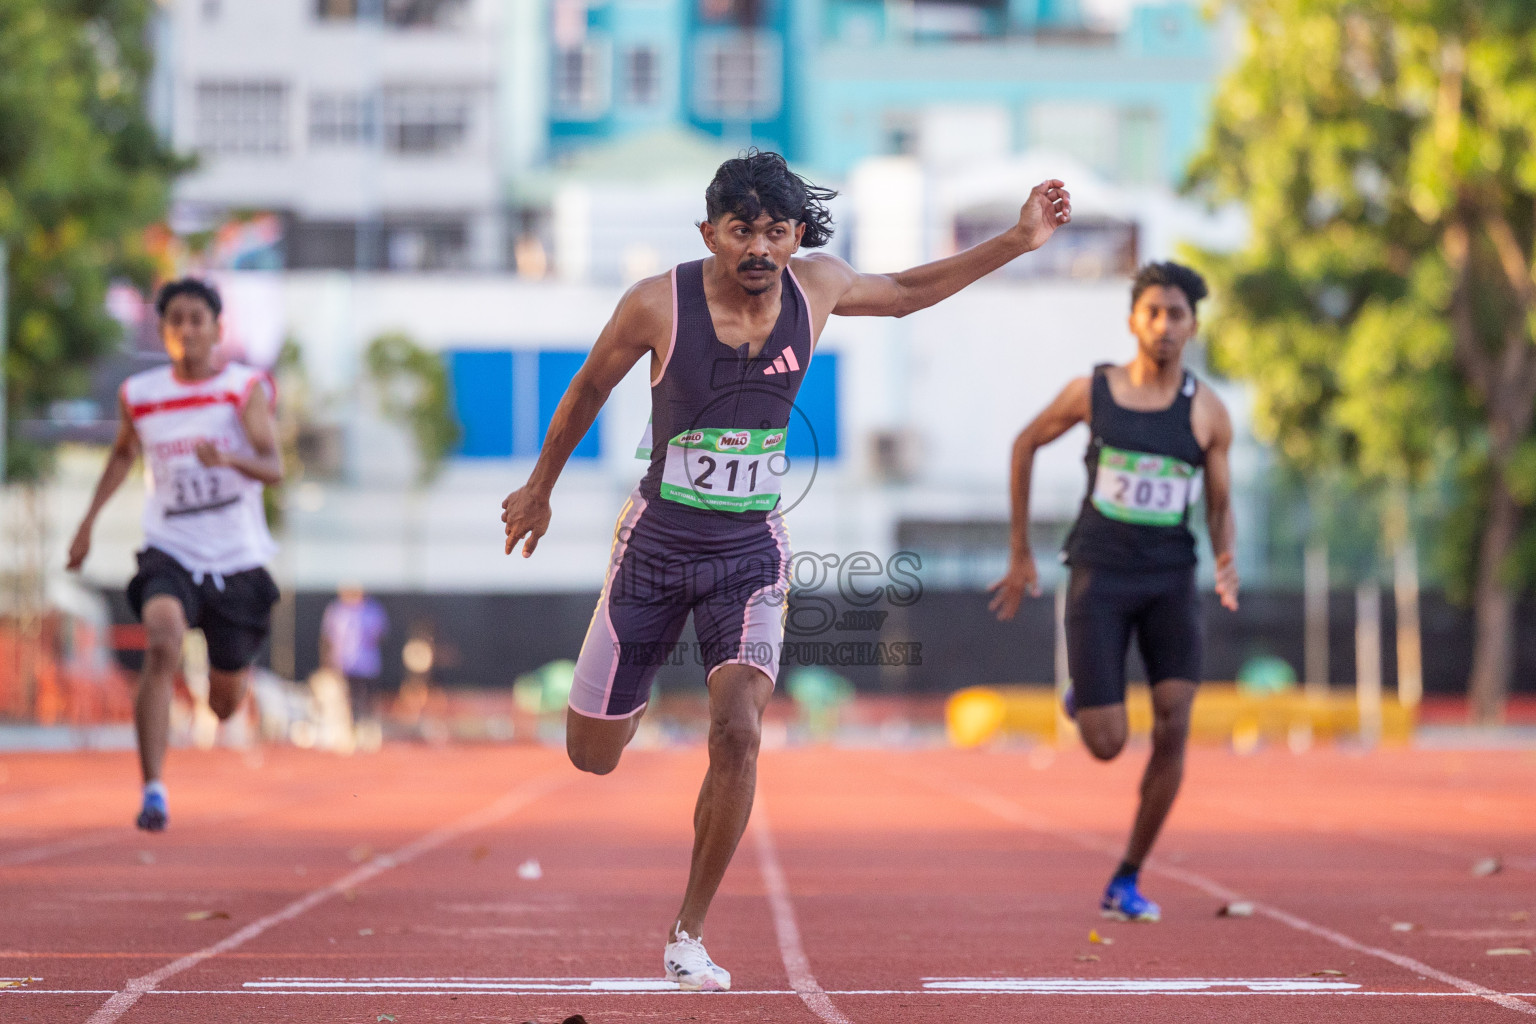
[1101, 875, 1160, 922]
[1062, 685, 1077, 720]
[136, 789, 168, 832]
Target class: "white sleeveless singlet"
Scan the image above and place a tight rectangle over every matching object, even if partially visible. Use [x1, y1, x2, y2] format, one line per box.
[122, 362, 278, 578]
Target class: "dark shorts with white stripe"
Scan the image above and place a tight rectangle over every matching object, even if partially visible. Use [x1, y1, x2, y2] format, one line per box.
[569, 493, 789, 719]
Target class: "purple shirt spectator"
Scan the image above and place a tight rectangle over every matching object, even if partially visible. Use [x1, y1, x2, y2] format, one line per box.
[321, 590, 389, 680]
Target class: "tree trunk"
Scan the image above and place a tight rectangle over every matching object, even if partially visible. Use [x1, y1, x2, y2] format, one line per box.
[1467, 471, 1519, 725]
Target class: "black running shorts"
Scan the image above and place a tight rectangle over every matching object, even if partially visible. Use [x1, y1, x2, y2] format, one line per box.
[1065, 564, 1202, 710]
[127, 547, 280, 672]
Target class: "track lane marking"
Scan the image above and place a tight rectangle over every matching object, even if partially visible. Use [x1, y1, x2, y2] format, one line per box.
[904, 769, 1536, 1018]
[1191, 793, 1536, 874]
[3, 986, 1524, 998]
[752, 800, 855, 1024]
[83, 773, 567, 1024]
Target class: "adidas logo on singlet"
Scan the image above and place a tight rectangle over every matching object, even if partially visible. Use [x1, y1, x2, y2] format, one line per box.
[763, 348, 801, 375]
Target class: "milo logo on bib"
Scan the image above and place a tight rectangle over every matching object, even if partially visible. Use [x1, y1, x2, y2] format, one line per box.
[661, 426, 791, 512]
[716, 431, 751, 452]
[1091, 445, 1197, 527]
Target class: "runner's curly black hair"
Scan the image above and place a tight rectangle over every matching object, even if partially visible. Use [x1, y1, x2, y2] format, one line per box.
[1131, 262, 1208, 312]
[154, 277, 223, 319]
[704, 149, 837, 249]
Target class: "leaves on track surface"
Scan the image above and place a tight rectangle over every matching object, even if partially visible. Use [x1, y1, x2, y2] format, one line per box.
[183, 910, 230, 921]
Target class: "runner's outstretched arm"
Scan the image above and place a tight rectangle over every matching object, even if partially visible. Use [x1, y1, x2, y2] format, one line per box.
[1202, 394, 1239, 611]
[67, 395, 141, 571]
[195, 385, 283, 485]
[802, 179, 1071, 319]
[501, 278, 667, 557]
[989, 377, 1090, 621]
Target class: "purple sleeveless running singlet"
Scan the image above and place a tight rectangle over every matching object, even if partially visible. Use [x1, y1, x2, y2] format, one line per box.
[568, 259, 815, 719]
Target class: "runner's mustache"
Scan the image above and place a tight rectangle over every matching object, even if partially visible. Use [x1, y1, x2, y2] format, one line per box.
[738, 259, 776, 273]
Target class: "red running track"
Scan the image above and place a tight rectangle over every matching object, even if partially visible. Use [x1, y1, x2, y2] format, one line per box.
[1, 742, 1534, 1022]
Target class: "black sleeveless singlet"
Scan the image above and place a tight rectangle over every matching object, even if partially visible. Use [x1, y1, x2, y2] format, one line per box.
[1063, 364, 1206, 572]
[637, 259, 815, 537]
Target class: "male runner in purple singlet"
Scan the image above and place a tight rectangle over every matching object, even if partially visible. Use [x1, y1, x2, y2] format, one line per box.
[501, 151, 1072, 989]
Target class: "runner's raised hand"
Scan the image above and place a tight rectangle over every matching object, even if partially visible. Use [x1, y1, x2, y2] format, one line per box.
[1015, 179, 1072, 253]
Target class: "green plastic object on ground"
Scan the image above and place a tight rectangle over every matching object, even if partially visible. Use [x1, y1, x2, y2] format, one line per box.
[513, 659, 576, 715]
[1236, 654, 1298, 694]
[786, 667, 855, 736]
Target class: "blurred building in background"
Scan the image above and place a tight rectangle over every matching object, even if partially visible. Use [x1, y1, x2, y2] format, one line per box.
[155, 0, 540, 272]
[43, 0, 1289, 693]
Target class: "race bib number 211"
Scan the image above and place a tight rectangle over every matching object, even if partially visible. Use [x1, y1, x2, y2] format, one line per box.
[660, 427, 789, 513]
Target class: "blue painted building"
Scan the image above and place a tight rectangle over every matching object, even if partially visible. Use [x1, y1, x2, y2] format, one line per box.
[805, 0, 1217, 183]
[544, 0, 1218, 188]
[548, 0, 807, 159]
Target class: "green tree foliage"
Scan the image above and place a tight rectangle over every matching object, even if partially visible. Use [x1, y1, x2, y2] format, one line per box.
[363, 332, 460, 485]
[0, 0, 181, 479]
[1188, 0, 1536, 720]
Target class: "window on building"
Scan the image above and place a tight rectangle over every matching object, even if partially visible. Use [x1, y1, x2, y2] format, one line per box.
[384, 219, 469, 270]
[553, 42, 609, 118]
[693, 32, 780, 120]
[315, 0, 468, 26]
[786, 351, 838, 459]
[195, 81, 289, 155]
[622, 45, 662, 107]
[954, 207, 1137, 280]
[1118, 107, 1163, 185]
[309, 92, 377, 147]
[382, 86, 472, 154]
[1030, 100, 1117, 179]
[383, 0, 469, 27]
[448, 349, 602, 460]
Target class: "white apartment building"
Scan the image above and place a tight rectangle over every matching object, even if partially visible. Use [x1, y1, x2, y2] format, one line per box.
[157, 0, 545, 272]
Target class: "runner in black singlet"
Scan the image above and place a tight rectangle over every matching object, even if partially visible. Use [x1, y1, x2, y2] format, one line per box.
[990, 262, 1239, 923]
[500, 151, 1072, 989]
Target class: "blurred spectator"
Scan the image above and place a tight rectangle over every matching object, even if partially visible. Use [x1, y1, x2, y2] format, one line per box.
[320, 584, 389, 750]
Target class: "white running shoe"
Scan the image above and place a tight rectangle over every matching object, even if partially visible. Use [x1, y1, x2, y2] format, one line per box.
[663, 928, 732, 991]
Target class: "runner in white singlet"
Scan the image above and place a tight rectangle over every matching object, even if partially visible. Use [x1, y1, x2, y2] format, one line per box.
[67, 278, 283, 832]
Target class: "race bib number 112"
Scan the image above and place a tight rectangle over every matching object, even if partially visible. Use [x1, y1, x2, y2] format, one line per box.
[1091, 445, 1197, 526]
[660, 427, 788, 512]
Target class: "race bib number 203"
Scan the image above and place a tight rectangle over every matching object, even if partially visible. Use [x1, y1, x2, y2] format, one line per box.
[1091, 445, 1198, 526]
[660, 427, 789, 513]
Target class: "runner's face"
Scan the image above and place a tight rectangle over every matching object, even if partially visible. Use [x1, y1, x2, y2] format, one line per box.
[160, 294, 220, 368]
[1129, 285, 1196, 367]
[703, 213, 805, 296]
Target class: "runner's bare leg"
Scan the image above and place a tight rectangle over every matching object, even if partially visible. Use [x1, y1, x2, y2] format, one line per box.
[671, 663, 774, 939]
[1122, 679, 1196, 866]
[136, 595, 187, 784]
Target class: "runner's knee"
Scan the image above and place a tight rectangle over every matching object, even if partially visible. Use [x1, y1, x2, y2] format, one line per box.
[142, 604, 185, 672]
[1080, 719, 1127, 761]
[707, 714, 760, 771]
[568, 742, 622, 775]
[565, 716, 628, 775]
[208, 673, 245, 720]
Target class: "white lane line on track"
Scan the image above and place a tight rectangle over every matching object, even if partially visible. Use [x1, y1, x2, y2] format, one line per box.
[3, 986, 1522, 998]
[0, 830, 123, 867]
[913, 773, 1536, 1018]
[83, 773, 567, 1024]
[752, 801, 854, 1024]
